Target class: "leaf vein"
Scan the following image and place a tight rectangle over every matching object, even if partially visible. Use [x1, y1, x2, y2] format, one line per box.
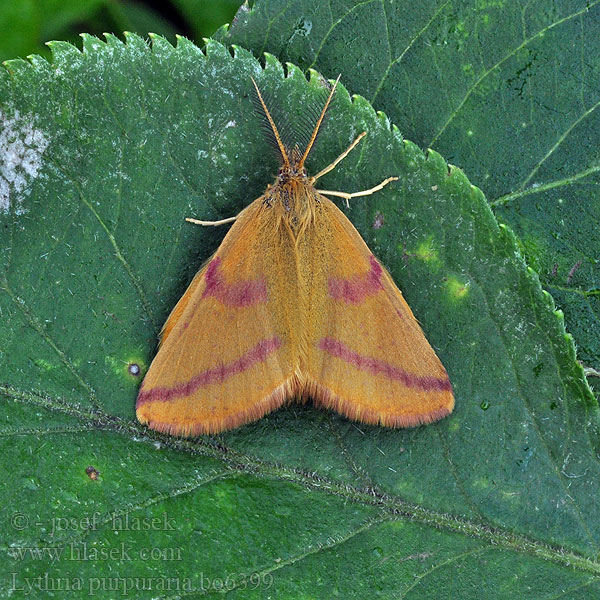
[428, 1, 600, 147]
[3, 382, 600, 576]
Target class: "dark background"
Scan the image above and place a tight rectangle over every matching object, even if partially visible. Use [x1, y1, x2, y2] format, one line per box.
[0, 0, 244, 63]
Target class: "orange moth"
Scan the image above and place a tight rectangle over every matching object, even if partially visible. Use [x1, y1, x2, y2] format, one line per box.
[136, 77, 454, 436]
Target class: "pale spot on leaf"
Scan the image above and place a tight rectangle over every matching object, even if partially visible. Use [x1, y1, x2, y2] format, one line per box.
[0, 109, 49, 213]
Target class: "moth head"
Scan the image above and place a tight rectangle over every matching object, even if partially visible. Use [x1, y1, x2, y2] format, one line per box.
[275, 146, 307, 182]
[251, 75, 341, 176]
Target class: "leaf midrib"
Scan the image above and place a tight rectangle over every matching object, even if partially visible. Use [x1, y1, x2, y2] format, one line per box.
[2, 382, 600, 578]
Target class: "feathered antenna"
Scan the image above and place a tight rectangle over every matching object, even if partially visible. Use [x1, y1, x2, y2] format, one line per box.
[250, 77, 290, 168]
[296, 74, 341, 169]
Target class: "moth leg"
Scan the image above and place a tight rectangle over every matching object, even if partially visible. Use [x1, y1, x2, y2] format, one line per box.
[309, 132, 366, 184]
[185, 216, 237, 227]
[317, 176, 399, 207]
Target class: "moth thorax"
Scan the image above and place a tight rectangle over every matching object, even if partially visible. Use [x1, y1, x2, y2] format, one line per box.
[272, 181, 314, 237]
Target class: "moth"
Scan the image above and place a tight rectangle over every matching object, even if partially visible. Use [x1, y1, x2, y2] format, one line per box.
[136, 76, 454, 435]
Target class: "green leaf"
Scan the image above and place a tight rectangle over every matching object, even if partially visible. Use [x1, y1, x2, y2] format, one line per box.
[219, 0, 600, 389]
[0, 35, 599, 597]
